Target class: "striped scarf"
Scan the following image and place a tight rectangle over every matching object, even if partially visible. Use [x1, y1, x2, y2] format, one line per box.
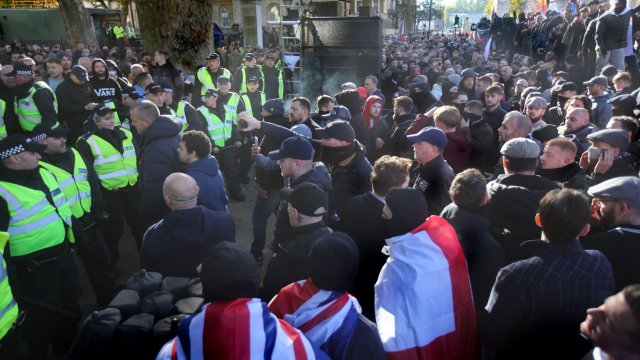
[269, 278, 359, 360]
[156, 298, 320, 360]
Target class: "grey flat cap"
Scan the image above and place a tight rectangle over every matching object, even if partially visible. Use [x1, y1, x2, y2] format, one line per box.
[588, 176, 640, 207]
[500, 138, 540, 159]
[586, 129, 630, 151]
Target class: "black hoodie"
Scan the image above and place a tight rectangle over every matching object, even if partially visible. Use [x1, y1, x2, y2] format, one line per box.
[89, 58, 122, 104]
[335, 90, 368, 149]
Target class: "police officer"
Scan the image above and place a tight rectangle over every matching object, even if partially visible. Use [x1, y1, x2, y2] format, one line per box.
[0, 231, 19, 360]
[217, 75, 245, 126]
[192, 53, 232, 108]
[233, 53, 265, 94]
[145, 83, 172, 115]
[262, 53, 284, 100]
[76, 104, 143, 262]
[0, 134, 81, 358]
[163, 86, 203, 132]
[239, 76, 266, 182]
[12, 62, 58, 132]
[31, 123, 116, 306]
[196, 89, 245, 201]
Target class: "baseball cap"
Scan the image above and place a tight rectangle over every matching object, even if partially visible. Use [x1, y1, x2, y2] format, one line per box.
[146, 83, 163, 95]
[71, 65, 89, 82]
[407, 126, 448, 150]
[55, 51, 71, 60]
[247, 76, 259, 84]
[163, 87, 174, 94]
[205, 53, 220, 60]
[124, 88, 142, 100]
[460, 68, 478, 78]
[200, 242, 259, 301]
[291, 124, 312, 138]
[556, 82, 578, 93]
[587, 129, 630, 150]
[9, 63, 33, 77]
[268, 136, 314, 161]
[500, 137, 540, 159]
[244, 53, 256, 61]
[316, 120, 355, 143]
[526, 96, 548, 109]
[30, 123, 69, 141]
[204, 89, 219, 98]
[588, 176, 640, 207]
[279, 182, 328, 217]
[0, 135, 48, 159]
[216, 75, 230, 84]
[263, 99, 284, 116]
[321, 105, 351, 121]
[94, 103, 113, 117]
[601, 65, 618, 77]
[584, 76, 608, 87]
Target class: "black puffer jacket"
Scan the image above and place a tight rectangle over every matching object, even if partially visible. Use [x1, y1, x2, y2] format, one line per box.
[487, 174, 559, 263]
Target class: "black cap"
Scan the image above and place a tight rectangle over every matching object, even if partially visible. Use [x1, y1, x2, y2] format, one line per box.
[321, 105, 351, 121]
[0, 135, 47, 159]
[145, 83, 163, 95]
[263, 99, 284, 115]
[244, 53, 256, 61]
[200, 242, 259, 301]
[30, 123, 69, 141]
[206, 53, 220, 60]
[247, 76, 259, 84]
[556, 81, 578, 93]
[531, 124, 559, 143]
[204, 89, 219, 98]
[309, 232, 359, 292]
[125, 88, 142, 100]
[588, 0, 599, 5]
[280, 182, 328, 217]
[94, 103, 113, 117]
[216, 75, 231, 84]
[266, 53, 275, 59]
[268, 136, 314, 161]
[71, 65, 89, 82]
[10, 63, 33, 77]
[316, 120, 355, 143]
[601, 65, 619, 77]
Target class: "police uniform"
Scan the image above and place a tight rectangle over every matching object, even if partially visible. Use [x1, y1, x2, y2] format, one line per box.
[192, 53, 233, 108]
[196, 89, 245, 201]
[233, 53, 265, 94]
[239, 79, 267, 181]
[12, 63, 58, 132]
[161, 88, 204, 132]
[76, 105, 143, 262]
[262, 54, 284, 100]
[0, 135, 81, 357]
[32, 123, 116, 306]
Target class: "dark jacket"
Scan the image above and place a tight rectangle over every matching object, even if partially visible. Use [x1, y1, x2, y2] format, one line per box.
[590, 93, 612, 129]
[441, 203, 505, 313]
[468, 116, 496, 171]
[343, 192, 387, 319]
[538, 163, 589, 190]
[412, 154, 454, 216]
[389, 114, 415, 157]
[151, 60, 184, 100]
[443, 129, 471, 173]
[255, 114, 289, 190]
[56, 77, 93, 131]
[140, 206, 235, 278]
[336, 90, 369, 151]
[89, 59, 122, 104]
[582, 224, 640, 291]
[185, 156, 228, 212]
[260, 221, 332, 301]
[483, 106, 508, 135]
[587, 155, 639, 185]
[139, 115, 182, 225]
[479, 240, 614, 360]
[486, 174, 560, 263]
[562, 123, 599, 161]
[261, 65, 282, 100]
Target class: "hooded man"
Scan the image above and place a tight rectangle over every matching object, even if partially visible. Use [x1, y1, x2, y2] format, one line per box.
[335, 89, 368, 149]
[89, 58, 122, 105]
[364, 95, 391, 163]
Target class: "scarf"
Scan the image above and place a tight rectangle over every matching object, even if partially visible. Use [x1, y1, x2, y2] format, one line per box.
[156, 299, 319, 360]
[269, 279, 360, 360]
[321, 143, 356, 166]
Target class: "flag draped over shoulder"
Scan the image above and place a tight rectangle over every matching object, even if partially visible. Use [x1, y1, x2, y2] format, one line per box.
[269, 278, 359, 359]
[156, 298, 321, 360]
[374, 216, 480, 360]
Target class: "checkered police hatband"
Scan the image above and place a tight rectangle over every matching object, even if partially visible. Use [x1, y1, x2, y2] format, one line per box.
[31, 133, 47, 142]
[0, 145, 25, 159]
[15, 70, 32, 76]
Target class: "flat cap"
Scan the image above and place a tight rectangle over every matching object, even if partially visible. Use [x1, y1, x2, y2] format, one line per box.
[526, 96, 548, 109]
[500, 137, 540, 159]
[587, 129, 630, 150]
[588, 176, 640, 207]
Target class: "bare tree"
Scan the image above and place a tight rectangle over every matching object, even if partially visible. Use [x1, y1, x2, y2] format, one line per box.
[58, 0, 98, 46]
[136, 0, 215, 71]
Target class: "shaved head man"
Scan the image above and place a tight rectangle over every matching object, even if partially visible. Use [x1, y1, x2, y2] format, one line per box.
[564, 108, 591, 133]
[163, 172, 199, 210]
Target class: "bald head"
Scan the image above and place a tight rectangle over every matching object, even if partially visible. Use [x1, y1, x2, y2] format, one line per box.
[505, 111, 533, 134]
[163, 173, 199, 210]
[78, 56, 92, 71]
[565, 108, 590, 132]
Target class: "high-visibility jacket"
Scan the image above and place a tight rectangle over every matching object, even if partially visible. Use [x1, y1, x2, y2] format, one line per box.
[0, 168, 72, 257]
[113, 25, 125, 39]
[105, 101, 121, 126]
[84, 128, 138, 190]
[126, 25, 135, 38]
[39, 148, 92, 219]
[239, 67, 265, 93]
[169, 101, 189, 131]
[240, 92, 266, 118]
[0, 99, 6, 140]
[0, 232, 17, 340]
[197, 106, 232, 148]
[197, 67, 231, 94]
[260, 65, 284, 99]
[15, 81, 58, 132]
[222, 92, 241, 125]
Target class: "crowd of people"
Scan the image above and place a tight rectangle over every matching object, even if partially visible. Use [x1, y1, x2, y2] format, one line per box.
[1, 0, 640, 358]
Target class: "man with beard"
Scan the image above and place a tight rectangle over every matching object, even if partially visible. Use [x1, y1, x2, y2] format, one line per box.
[525, 96, 548, 131]
[56, 51, 72, 74]
[389, 96, 415, 158]
[90, 58, 122, 126]
[607, 115, 640, 170]
[459, 68, 479, 100]
[289, 96, 321, 139]
[584, 76, 612, 129]
[561, 107, 599, 160]
[582, 177, 640, 291]
[543, 82, 577, 126]
[483, 85, 508, 136]
[538, 137, 588, 190]
[508, 79, 528, 111]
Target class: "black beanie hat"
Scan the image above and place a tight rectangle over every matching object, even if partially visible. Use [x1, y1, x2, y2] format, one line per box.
[385, 188, 428, 238]
[201, 242, 259, 301]
[308, 232, 359, 292]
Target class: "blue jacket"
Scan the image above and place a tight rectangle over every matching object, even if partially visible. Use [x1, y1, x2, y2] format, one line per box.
[139, 115, 182, 225]
[186, 156, 228, 211]
[141, 206, 235, 278]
